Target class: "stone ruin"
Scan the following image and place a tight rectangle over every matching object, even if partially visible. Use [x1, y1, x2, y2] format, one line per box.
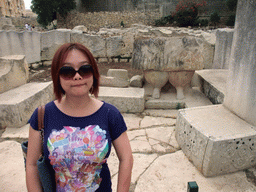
[176, 0, 256, 177]
[1, 0, 255, 178]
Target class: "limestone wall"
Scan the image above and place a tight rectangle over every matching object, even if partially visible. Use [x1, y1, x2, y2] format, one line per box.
[57, 10, 161, 31]
[0, 0, 25, 17]
[0, 26, 231, 71]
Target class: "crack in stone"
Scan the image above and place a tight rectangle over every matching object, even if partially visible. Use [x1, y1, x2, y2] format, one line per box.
[132, 155, 160, 192]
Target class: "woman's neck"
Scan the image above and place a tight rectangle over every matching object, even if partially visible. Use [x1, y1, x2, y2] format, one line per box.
[61, 94, 92, 110]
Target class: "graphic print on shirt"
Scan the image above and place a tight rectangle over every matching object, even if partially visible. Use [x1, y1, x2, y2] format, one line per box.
[47, 125, 109, 191]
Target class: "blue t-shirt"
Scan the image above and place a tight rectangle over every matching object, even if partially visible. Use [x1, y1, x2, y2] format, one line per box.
[29, 101, 127, 192]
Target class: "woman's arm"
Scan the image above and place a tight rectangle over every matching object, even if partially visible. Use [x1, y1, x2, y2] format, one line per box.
[112, 131, 133, 192]
[26, 126, 43, 192]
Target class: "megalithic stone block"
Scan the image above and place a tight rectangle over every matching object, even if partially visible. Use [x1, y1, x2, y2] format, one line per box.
[0, 55, 29, 94]
[0, 82, 54, 128]
[223, 0, 256, 127]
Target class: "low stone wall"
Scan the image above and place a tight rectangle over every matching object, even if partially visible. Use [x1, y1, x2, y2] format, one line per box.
[57, 10, 161, 31]
[0, 26, 233, 72]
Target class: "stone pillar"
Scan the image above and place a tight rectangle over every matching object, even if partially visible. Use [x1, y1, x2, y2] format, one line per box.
[212, 28, 234, 69]
[223, 0, 256, 127]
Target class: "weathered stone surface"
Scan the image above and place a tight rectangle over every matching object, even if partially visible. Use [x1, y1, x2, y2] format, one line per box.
[142, 109, 178, 118]
[0, 141, 26, 192]
[134, 150, 256, 192]
[0, 31, 41, 64]
[140, 116, 176, 128]
[144, 70, 169, 98]
[127, 129, 145, 141]
[196, 69, 228, 104]
[98, 87, 144, 113]
[132, 153, 158, 180]
[106, 36, 123, 57]
[100, 75, 129, 87]
[0, 55, 29, 94]
[120, 31, 134, 57]
[2, 124, 29, 138]
[130, 75, 144, 88]
[0, 81, 54, 128]
[122, 113, 142, 130]
[147, 126, 178, 153]
[72, 25, 88, 33]
[71, 33, 106, 57]
[41, 30, 71, 61]
[132, 37, 165, 70]
[212, 28, 234, 69]
[132, 36, 205, 71]
[145, 99, 186, 109]
[130, 135, 152, 153]
[1, 24, 16, 30]
[223, 0, 256, 127]
[107, 69, 129, 80]
[176, 104, 256, 177]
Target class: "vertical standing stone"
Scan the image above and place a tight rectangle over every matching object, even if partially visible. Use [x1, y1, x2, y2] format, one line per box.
[212, 28, 234, 69]
[224, 0, 256, 127]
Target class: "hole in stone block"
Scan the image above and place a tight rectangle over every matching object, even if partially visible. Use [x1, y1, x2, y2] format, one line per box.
[252, 143, 255, 146]
[249, 139, 251, 141]
[236, 141, 240, 144]
[236, 147, 238, 149]
[242, 142, 245, 144]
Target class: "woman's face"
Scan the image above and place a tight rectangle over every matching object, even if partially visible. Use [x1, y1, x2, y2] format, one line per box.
[59, 49, 93, 98]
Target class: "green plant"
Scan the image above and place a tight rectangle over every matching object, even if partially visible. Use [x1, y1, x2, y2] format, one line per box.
[226, 14, 236, 26]
[172, 0, 206, 27]
[210, 11, 220, 27]
[198, 18, 209, 27]
[155, 15, 174, 26]
[31, 0, 76, 28]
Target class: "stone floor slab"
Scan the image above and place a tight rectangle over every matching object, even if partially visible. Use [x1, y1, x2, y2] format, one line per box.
[122, 114, 143, 130]
[0, 141, 26, 191]
[140, 116, 176, 128]
[127, 129, 146, 141]
[2, 124, 29, 139]
[135, 151, 256, 192]
[130, 136, 152, 153]
[146, 127, 175, 144]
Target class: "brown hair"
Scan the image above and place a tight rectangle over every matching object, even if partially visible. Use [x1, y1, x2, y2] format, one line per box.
[51, 43, 100, 101]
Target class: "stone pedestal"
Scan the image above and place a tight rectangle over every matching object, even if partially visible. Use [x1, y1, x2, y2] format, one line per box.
[144, 71, 169, 99]
[168, 70, 195, 100]
[132, 36, 204, 99]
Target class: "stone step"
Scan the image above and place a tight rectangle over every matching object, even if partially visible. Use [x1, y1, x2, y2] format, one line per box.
[145, 87, 212, 109]
[98, 86, 145, 113]
[176, 104, 256, 177]
[195, 69, 228, 104]
[0, 81, 54, 128]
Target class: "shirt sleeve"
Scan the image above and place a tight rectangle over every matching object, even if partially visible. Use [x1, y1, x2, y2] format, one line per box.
[28, 108, 39, 131]
[107, 105, 127, 141]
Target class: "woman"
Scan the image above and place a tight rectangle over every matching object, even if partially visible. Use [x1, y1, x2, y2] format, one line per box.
[26, 43, 133, 191]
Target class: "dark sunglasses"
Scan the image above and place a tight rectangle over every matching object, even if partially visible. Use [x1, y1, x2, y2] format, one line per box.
[59, 65, 93, 79]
